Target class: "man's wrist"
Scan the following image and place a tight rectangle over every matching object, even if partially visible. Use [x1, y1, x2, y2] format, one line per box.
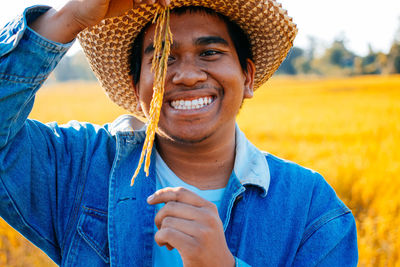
[29, 3, 84, 44]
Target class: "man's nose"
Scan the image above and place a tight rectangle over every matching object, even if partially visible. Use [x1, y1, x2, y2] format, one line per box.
[171, 58, 207, 86]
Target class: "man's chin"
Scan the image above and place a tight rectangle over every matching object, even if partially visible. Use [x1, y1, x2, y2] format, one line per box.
[157, 129, 213, 146]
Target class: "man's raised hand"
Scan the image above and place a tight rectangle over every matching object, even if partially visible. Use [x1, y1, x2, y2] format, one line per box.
[30, 0, 170, 44]
[72, 0, 171, 31]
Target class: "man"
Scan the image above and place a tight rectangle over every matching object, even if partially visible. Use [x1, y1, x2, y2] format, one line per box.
[0, 0, 358, 266]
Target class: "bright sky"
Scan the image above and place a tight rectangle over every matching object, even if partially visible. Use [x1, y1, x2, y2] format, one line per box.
[1, 0, 400, 56]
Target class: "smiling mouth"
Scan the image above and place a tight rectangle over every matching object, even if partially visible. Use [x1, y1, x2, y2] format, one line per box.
[170, 96, 214, 110]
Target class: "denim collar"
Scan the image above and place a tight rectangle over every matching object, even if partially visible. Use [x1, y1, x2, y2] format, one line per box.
[234, 124, 270, 197]
[110, 115, 270, 197]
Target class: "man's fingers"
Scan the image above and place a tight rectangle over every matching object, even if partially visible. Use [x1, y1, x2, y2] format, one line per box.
[154, 226, 197, 253]
[150, 188, 232, 266]
[154, 201, 203, 229]
[160, 216, 202, 237]
[105, 0, 133, 19]
[155, 0, 171, 7]
[147, 187, 213, 208]
[163, 0, 171, 6]
[133, 0, 170, 7]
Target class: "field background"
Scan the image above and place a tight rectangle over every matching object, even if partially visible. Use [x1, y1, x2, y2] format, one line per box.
[1, 75, 399, 266]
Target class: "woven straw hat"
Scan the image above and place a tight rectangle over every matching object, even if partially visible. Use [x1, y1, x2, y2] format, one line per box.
[78, 0, 297, 118]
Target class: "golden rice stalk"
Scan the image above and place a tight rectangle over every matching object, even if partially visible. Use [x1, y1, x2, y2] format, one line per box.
[131, 6, 173, 186]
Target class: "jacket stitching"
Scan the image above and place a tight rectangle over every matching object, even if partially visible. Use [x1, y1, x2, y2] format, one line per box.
[27, 34, 69, 53]
[77, 227, 110, 263]
[0, 76, 46, 84]
[77, 212, 109, 263]
[108, 133, 124, 265]
[83, 206, 108, 215]
[300, 206, 350, 247]
[0, 72, 47, 79]
[60, 142, 90, 252]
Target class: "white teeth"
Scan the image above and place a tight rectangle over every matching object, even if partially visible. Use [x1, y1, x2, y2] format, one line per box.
[171, 96, 213, 110]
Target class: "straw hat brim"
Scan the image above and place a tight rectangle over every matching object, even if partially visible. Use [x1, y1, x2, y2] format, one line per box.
[78, 0, 298, 119]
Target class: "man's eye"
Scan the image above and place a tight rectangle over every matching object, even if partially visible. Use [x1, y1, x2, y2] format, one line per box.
[149, 54, 174, 64]
[167, 55, 175, 64]
[201, 50, 221, 57]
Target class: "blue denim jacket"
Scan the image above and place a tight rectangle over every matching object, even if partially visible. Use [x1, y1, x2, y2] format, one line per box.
[0, 6, 358, 267]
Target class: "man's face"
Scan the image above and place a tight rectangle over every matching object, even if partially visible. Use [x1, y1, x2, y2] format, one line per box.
[135, 11, 255, 144]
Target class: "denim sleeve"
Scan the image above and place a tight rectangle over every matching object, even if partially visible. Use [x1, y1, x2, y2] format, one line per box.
[292, 174, 359, 266]
[0, 6, 73, 264]
[293, 212, 358, 266]
[0, 5, 72, 149]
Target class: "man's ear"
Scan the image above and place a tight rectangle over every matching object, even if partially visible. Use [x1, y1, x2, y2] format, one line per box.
[243, 59, 255, 99]
[132, 81, 142, 112]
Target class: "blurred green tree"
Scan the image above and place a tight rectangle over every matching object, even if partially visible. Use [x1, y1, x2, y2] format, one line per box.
[384, 17, 400, 74]
[276, 46, 304, 75]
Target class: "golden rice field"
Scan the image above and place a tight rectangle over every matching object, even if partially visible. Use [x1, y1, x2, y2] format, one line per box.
[1, 75, 399, 266]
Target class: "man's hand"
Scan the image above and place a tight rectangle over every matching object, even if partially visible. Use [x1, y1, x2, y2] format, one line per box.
[71, 0, 171, 30]
[30, 0, 171, 44]
[147, 187, 235, 267]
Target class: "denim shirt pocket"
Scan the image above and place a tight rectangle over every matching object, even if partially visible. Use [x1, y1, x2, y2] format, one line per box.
[77, 206, 110, 263]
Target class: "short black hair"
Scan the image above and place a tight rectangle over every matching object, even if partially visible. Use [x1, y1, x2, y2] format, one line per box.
[128, 6, 253, 85]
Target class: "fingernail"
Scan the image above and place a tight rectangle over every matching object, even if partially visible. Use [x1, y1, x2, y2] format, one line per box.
[147, 194, 154, 202]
